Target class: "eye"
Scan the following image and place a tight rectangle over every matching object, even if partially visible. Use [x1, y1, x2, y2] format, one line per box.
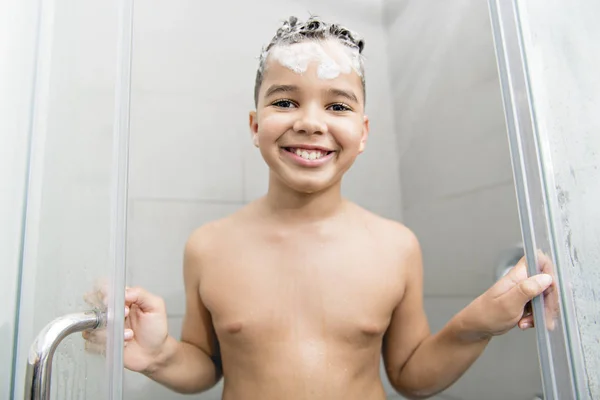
[328, 103, 352, 112]
[272, 99, 297, 109]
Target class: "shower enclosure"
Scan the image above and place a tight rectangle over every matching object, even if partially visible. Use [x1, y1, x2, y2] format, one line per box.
[1, 0, 596, 398]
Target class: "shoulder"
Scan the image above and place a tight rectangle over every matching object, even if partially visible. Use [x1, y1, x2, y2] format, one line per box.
[348, 202, 421, 255]
[348, 204, 423, 298]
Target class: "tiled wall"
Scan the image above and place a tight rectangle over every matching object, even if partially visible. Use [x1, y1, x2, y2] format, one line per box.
[124, 0, 402, 398]
[384, 1, 542, 399]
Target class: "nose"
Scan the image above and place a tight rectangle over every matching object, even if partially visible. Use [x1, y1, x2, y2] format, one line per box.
[293, 105, 327, 135]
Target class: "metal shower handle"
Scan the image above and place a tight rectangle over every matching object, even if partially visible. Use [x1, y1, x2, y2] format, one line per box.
[24, 309, 106, 400]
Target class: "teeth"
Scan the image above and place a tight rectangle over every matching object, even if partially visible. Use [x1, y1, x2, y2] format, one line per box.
[292, 148, 326, 160]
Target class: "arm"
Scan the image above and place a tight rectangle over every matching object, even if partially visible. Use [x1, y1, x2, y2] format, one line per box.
[382, 233, 552, 399]
[382, 232, 473, 399]
[135, 230, 222, 394]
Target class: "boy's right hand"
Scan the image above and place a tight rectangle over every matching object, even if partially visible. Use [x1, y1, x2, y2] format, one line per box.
[122, 287, 170, 373]
[82, 286, 170, 374]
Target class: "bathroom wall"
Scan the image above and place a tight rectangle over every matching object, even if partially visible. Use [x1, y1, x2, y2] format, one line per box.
[123, 0, 402, 398]
[384, 1, 543, 399]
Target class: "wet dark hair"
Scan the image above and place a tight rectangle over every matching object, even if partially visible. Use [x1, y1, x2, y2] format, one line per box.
[254, 15, 366, 106]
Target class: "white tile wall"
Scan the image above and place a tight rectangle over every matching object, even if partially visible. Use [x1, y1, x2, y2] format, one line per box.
[386, 0, 512, 208]
[128, 93, 247, 202]
[397, 78, 513, 209]
[403, 183, 522, 296]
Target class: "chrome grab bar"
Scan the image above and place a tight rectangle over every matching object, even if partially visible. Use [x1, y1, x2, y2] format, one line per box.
[24, 310, 106, 400]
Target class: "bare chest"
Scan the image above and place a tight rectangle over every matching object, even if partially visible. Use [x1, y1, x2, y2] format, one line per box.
[200, 234, 405, 347]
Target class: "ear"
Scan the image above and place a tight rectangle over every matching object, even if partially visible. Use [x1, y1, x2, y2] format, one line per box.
[249, 111, 259, 147]
[358, 115, 370, 153]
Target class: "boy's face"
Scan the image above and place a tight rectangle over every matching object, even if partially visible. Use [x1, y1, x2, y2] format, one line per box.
[249, 40, 369, 194]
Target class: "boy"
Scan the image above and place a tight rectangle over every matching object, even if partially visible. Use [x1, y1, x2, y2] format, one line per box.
[84, 16, 555, 399]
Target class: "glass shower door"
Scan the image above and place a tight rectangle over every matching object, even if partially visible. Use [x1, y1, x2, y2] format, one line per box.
[10, 0, 133, 398]
[488, 0, 591, 399]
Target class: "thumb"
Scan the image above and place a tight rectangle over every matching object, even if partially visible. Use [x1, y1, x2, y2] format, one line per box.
[125, 287, 165, 313]
[505, 273, 553, 308]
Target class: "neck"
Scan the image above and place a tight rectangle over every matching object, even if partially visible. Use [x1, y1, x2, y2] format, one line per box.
[262, 173, 346, 222]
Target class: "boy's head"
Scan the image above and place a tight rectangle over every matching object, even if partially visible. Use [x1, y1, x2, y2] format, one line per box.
[249, 16, 370, 195]
[254, 16, 366, 107]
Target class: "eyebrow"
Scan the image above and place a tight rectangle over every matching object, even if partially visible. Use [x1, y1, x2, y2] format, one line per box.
[264, 84, 299, 98]
[328, 88, 359, 103]
[264, 84, 359, 104]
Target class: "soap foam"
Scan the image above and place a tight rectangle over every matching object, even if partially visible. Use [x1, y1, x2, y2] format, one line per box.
[268, 41, 362, 80]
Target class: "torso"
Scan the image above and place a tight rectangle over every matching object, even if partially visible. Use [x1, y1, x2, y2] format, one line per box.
[196, 200, 410, 400]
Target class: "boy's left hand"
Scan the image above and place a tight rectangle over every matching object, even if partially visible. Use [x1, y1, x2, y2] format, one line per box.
[460, 252, 559, 339]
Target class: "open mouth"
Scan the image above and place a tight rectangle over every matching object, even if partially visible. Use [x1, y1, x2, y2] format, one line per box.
[282, 147, 334, 161]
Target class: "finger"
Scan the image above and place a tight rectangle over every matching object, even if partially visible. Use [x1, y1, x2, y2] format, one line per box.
[125, 287, 165, 313]
[83, 280, 109, 309]
[83, 290, 103, 308]
[536, 250, 555, 275]
[124, 329, 134, 341]
[519, 315, 534, 330]
[125, 306, 130, 318]
[503, 258, 528, 285]
[543, 276, 560, 325]
[83, 329, 107, 345]
[85, 340, 106, 355]
[503, 273, 553, 308]
[489, 258, 529, 296]
[546, 316, 556, 331]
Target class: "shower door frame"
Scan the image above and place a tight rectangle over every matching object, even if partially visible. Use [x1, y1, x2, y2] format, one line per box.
[487, 0, 589, 399]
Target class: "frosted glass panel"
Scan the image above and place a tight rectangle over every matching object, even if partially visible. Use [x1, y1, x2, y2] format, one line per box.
[488, 0, 591, 399]
[11, 0, 126, 398]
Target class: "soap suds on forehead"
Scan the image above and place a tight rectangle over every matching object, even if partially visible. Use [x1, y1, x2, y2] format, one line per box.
[268, 41, 362, 80]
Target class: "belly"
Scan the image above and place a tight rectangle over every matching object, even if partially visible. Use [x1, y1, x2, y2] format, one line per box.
[219, 338, 387, 400]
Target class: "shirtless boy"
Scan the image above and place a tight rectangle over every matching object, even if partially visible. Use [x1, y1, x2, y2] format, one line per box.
[84, 16, 555, 399]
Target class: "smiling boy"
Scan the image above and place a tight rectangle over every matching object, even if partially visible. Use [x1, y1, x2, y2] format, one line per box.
[84, 16, 554, 400]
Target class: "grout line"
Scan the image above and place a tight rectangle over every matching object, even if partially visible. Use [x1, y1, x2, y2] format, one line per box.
[403, 179, 515, 212]
[436, 178, 515, 201]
